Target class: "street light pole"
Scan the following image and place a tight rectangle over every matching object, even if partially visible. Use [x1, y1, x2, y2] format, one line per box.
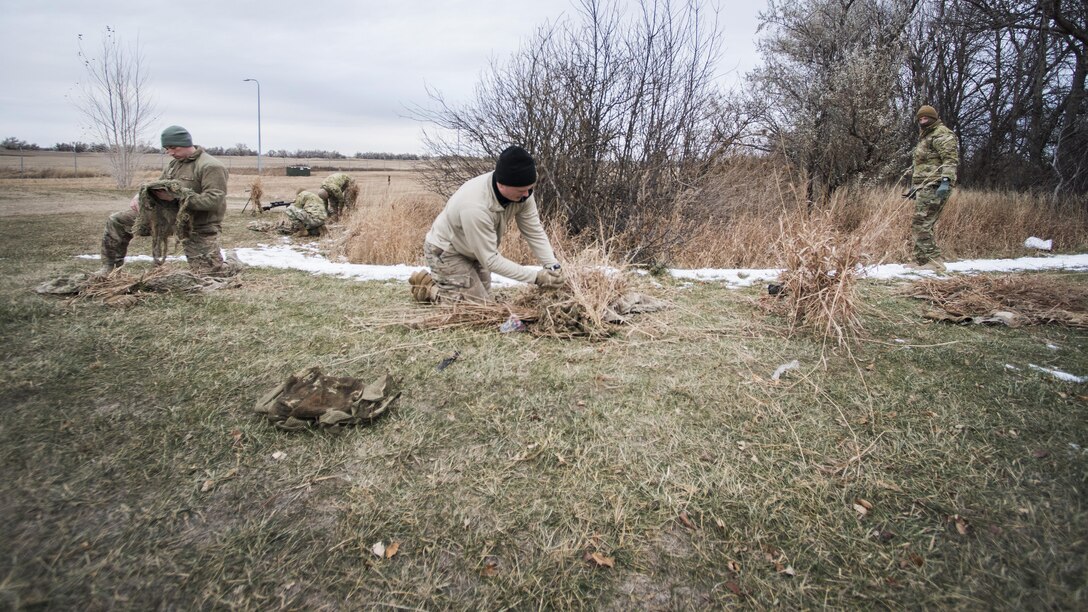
[243, 78, 262, 174]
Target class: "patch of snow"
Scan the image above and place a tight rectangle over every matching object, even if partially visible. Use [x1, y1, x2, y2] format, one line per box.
[75, 247, 1088, 289]
[1027, 364, 1086, 384]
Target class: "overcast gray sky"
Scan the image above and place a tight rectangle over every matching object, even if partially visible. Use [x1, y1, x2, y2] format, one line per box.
[1, 0, 766, 155]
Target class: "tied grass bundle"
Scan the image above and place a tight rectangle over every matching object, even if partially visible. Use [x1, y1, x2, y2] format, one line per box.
[131, 179, 190, 264]
[249, 178, 264, 215]
[399, 248, 665, 340]
[343, 180, 359, 213]
[768, 210, 866, 346]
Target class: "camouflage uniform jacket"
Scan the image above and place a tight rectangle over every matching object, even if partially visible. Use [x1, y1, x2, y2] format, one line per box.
[292, 191, 328, 225]
[911, 121, 959, 188]
[162, 147, 229, 229]
[321, 173, 353, 200]
[424, 171, 558, 283]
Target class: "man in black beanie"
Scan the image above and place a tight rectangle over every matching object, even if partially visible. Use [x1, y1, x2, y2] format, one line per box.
[412, 145, 563, 303]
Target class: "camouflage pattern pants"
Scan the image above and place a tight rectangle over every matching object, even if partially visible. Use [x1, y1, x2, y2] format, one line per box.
[423, 241, 492, 303]
[102, 209, 227, 274]
[911, 186, 950, 264]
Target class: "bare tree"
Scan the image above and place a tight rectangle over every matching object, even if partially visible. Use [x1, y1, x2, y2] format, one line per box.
[76, 27, 157, 189]
[748, 0, 921, 204]
[412, 0, 733, 263]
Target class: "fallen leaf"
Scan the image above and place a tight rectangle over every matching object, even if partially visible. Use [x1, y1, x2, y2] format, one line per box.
[229, 429, 243, 444]
[678, 511, 695, 530]
[1031, 449, 1050, 459]
[201, 479, 214, 493]
[953, 515, 970, 536]
[271, 451, 287, 461]
[588, 552, 615, 568]
[724, 581, 743, 596]
[726, 560, 741, 574]
[481, 557, 499, 577]
[715, 517, 726, 530]
[902, 552, 924, 568]
[371, 541, 385, 558]
[853, 504, 869, 517]
[777, 565, 796, 577]
[385, 542, 400, 558]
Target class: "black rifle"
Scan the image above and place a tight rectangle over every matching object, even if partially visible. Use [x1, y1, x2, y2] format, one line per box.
[261, 200, 293, 211]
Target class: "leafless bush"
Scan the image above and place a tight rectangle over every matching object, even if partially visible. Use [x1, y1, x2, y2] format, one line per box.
[413, 0, 736, 263]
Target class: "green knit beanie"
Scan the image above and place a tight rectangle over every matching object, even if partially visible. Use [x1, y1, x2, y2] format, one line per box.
[161, 125, 193, 147]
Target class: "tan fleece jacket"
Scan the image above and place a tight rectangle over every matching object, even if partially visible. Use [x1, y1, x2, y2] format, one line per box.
[424, 172, 558, 282]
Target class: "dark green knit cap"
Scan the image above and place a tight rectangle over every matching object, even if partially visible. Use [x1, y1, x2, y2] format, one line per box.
[161, 125, 193, 147]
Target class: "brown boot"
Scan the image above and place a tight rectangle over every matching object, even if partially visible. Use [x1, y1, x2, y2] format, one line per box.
[409, 270, 437, 303]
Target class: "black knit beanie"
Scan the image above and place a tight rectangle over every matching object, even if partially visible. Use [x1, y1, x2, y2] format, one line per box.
[161, 125, 193, 147]
[493, 146, 537, 187]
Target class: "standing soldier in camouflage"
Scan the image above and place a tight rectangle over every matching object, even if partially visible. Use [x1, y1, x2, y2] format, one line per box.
[906, 105, 959, 272]
[317, 173, 358, 220]
[98, 125, 232, 275]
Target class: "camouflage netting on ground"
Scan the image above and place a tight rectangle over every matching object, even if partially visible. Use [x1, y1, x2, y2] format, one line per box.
[35, 266, 241, 307]
[253, 367, 399, 431]
[908, 274, 1088, 328]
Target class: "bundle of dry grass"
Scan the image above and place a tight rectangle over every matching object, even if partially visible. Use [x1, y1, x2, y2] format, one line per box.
[765, 209, 867, 346]
[73, 267, 240, 307]
[245, 178, 264, 214]
[399, 248, 666, 340]
[908, 274, 1088, 328]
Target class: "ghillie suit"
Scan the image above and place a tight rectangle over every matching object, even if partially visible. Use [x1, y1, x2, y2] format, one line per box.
[131, 179, 189, 264]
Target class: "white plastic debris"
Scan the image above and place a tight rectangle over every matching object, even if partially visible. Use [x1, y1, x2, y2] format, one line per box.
[771, 360, 801, 381]
[1024, 237, 1052, 251]
[271, 451, 287, 461]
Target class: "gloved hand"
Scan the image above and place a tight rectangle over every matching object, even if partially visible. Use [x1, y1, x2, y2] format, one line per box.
[935, 177, 952, 199]
[534, 267, 564, 289]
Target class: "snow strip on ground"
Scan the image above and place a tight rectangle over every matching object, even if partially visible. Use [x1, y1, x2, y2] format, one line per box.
[78, 247, 1088, 289]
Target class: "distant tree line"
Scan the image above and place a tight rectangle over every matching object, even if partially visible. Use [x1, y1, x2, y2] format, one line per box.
[1, 137, 425, 160]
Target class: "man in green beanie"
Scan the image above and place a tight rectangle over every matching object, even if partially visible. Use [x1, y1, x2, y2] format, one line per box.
[905, 105, 959, 272]
[411, 145, 564, 303]
[98, 125, 233, 275]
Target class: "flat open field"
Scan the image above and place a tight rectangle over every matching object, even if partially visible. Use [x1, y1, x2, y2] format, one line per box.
[0, 152, 427, 217]
[0, 166, 1086, 609]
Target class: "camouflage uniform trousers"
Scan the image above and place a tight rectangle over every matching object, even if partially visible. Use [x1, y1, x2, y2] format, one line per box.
[283, 205, 325, 233]
[423, 241, 492, 303]
[911, 185, 950, 264]
[102, 209, 228, 274]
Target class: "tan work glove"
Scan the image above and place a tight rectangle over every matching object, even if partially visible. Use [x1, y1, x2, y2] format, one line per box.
[534, 267, 564, 289]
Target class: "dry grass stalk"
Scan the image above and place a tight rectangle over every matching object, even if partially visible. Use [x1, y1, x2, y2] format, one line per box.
[908, 274, 1088, 328]
[247, 178, 264, 215]
[767, 208, 867, 346]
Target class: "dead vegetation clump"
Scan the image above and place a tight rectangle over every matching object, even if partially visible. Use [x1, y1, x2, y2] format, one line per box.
[35, 266, 240, 307]
[908, 274, 1088, 328]
[399, 248, 666, 340]
[765, 209, 868, 346]
[245, 178, 264, 214]
[335, 192, 444, 265]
